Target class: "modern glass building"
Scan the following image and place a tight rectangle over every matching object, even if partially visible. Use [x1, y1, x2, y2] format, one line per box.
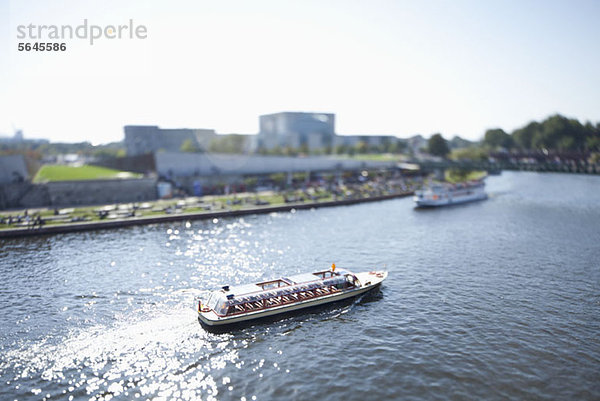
[257, 112, 335, 151]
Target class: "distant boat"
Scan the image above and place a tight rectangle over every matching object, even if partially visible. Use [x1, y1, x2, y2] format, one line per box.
[414, 180, 487, 207]
[196, 265, 387, 329]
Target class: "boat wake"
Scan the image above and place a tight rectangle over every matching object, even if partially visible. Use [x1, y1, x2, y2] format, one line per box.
[0, 305, 240, 401]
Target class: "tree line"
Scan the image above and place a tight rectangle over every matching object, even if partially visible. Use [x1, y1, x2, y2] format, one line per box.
[428, 114, 600, 159]
[484, 114, 599, 153]
[4, 113, 598, 161]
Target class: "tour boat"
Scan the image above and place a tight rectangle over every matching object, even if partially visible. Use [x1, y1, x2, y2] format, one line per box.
[414, 180, 487, 207]
[196, 265, 387, 328]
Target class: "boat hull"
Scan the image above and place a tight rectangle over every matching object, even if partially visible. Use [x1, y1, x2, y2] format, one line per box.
[414, 192, 487, 207]
[198, 271, 386, 329]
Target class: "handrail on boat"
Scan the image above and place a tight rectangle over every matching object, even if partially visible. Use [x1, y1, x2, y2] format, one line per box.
[214, 284, 350, 317]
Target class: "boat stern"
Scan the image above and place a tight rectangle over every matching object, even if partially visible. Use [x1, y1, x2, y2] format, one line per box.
[194, 296, 219, 326]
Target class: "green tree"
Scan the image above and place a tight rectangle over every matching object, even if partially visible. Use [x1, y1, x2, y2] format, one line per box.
[380, 137, 391, 153]
[243, 177, 258, 189]
[269, 173, 286, 187]
[586, 135, 600, 152]
[392, 140, 408, 154]
[427, 133, 450, 158]
[484, 128, 513, 150]
[450, 147, 489, 161]
[509, 114, 596, 152]
[282, 146, 298, 156]
[269, 146, 283, 155]
[355, 141, 368, 154]
[335, 144, 348, 155]
[512, 121, 540, 150]
[534, 114, 568, 150]
[180, 139, 199, 152]
[208, 135, 247, 153]
[449, 136, 475, 149]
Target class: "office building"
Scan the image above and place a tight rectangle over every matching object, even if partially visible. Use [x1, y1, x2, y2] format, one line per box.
[124, 125, 216, 156]
[257, 112, 335, 151]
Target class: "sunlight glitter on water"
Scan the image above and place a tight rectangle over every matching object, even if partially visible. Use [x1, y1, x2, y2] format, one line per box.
[2, 173, 599, 401]
[1, 306, 246, 400]
[0, 216, 286, 401]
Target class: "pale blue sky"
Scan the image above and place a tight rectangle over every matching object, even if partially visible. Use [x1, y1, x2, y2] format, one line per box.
[1, 0, 599, 144]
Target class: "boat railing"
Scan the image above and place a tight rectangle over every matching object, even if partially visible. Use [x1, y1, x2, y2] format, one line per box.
[199, 271, 360, 317]
[220, 281, 355, 317]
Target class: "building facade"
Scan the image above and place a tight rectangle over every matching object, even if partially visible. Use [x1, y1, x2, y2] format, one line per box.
[257, 112, 335, 152]
[154, 151, 397, 192]
[0, 155, 28, 184]
[124, 125, 216, 156]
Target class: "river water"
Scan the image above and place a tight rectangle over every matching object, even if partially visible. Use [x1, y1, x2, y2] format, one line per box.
[0, 171, 599, 401]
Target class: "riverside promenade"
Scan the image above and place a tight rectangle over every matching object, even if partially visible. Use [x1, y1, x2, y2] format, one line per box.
[0, 191, 413, 239]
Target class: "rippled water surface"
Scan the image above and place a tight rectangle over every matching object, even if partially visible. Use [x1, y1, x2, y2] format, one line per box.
[1, 172, 599, 400]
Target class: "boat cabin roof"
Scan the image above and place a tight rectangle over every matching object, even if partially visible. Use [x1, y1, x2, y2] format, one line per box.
[205, 269, 355, 315]
[227, 269, 346, 297]
[288, 272, 323, 284]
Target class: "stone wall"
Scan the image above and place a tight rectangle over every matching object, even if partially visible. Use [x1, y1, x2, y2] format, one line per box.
[0, 183, 32, 209]
[46, 178, 158, 206]
[0, 178, 158, 210]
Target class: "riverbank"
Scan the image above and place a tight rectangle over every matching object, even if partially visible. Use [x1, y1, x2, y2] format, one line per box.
[0, 191, 414, 238]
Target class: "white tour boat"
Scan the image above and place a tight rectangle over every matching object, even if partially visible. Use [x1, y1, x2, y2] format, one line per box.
[414, 180, 487, 207]
[196, 265, 387, 328]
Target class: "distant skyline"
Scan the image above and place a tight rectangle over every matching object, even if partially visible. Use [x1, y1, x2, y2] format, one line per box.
[1, 0, 599, 144]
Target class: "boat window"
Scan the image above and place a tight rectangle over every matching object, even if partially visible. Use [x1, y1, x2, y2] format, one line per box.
[345, 274, 358, 287]
[213, 294, 229, 315]
[206, 292, 218, 310]
[217, 272, 357, 315]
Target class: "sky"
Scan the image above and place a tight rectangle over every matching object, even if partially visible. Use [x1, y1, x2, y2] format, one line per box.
[1, 0, 599, 144]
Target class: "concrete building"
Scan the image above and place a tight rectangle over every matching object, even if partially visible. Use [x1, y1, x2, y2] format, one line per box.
[124, 125, 216, 156]
[0, 155, 28, 184]
[406, 135, 428, 156]
[0, 130, 49, 145]
[207, 133, 256, 154]
[154, 151, 397, 192]
[125, 113, 410, 157]
[257, 112, 335, 152]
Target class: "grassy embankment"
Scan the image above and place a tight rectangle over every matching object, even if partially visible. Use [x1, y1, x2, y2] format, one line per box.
[1, 165, 405, 230]
[33, 165, 141, 183]
[444, 169, 487, 183]
[0, 188, 337, 229]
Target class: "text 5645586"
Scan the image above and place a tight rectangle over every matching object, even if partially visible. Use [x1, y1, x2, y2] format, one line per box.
[18, 42, 66, 51]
